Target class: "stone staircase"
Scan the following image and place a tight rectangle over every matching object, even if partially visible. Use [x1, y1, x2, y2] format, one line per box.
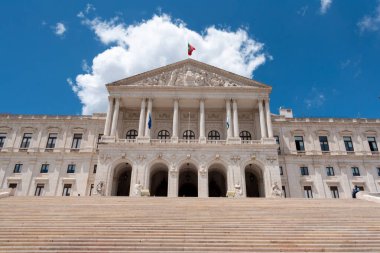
[0, 197, 379, 252]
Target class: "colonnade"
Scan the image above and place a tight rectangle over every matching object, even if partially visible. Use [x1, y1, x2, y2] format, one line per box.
[103, 96, 273, 139]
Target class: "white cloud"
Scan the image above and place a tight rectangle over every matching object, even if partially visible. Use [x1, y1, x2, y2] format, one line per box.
[81, 59, 91, 73]
[297, 5, 309, 16]
[71, 14, 270, 115]
[304, 88, 326, 109]
[54, 22, 66, 36]
[320, 0, 332, 14]
[358, 2, 380, 32]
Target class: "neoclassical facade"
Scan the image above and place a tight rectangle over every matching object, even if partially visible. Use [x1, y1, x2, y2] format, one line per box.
[1, 59, 379, 198]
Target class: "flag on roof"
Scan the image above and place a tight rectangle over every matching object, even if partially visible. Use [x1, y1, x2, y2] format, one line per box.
[148, 112, 152, 129]
[188, 43, 196, 56]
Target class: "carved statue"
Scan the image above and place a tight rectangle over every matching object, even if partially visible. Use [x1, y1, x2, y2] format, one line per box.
[271, 182, 283, 198]
[234, 183, 243, 196]
[134, 181, 143, 196]
[96, 181, 105, 196]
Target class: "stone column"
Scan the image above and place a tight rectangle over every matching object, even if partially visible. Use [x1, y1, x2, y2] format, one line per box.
[138, 98, 146, 138]
[258, 99, 267, 138]
[144, 98, 153, 138]
[110, 97, 120, 137]
[172, 99, 179, 140]
[226, 99, 233, 139]
[232, 99, 240, 138]
[103, 97, 114, 136]
[264, 99, 273, 138]
[168, 169, 178, 197]
[199, 99, 206, 142]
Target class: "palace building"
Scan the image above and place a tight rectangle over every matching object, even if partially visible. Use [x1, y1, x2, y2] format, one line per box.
[1, 59, 380, 198]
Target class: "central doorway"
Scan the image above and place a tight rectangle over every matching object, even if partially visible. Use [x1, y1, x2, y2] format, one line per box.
[178, 163, 198, 197]
[112, 163, 132, 196]
[149, 164, 168, 197]
[245, 164, 264, 197]
[208, 167, 227, 197]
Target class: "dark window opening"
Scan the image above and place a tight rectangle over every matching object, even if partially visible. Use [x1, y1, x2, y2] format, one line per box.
[46, 133, 57, 149]
[126, 129, 138, 139]
[158, 130, 170, 139]
[344, 136, 354, 152]
[71, 134, 82, 149]
[319, 136, 329, 152]
[295, 136, 305, 152]
[208, 130, 220, 140]
[240, 131, 252, 140]
[183, 130, 195, 140]
[13, 164, 22, 173]
[20, 133, 32, 149]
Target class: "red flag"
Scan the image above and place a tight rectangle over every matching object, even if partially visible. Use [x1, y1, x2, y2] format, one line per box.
[188, 43, 196, 56]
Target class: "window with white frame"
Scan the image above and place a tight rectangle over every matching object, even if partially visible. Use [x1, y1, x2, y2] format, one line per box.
[304, 186, 313, 198]
[368, 137, 378, 152]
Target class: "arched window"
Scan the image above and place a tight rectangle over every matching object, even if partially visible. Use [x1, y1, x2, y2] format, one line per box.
[208, 130, 220, 140]
[240, 131, 252, 140]
[158, 130, 170, 139]
[183, 130, 195, 140]
[126, 129, 138, 139]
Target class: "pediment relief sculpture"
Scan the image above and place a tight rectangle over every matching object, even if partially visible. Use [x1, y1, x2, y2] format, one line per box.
[109, 60, 270, 89]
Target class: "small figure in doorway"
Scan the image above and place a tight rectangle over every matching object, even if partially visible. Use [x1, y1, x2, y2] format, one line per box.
[352, 185, 360, 199]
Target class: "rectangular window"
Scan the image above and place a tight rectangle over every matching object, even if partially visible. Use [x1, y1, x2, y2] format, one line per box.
[62, 184, 72, 196]
[89, 184, 94, 196]
[377, 167, 380, 177]
[274, 135, 281, 154]
[330, 186, 339, 198]
[13, 164, 22, 173]
[97, 134, 103, 148]
[40, 164, 49, 173]
[368, 137, 378, 152]
[20, 133, 32, 149]
[93, 164, 97, 174]
[326, 167, 335, 176]
[300, 166, 309, 176]
[343, 136, 354, 152]
[352, 167, 360, 176]
[0, 133, 6, 149]
[71, 134, 82, 149]
[67, 164, 76, 173]
[282, 185, 286, 198]
[295, 136, 305, 152]
[279, 166, 283, 176]
[357, 186, 364, 191]
[35, 184, 44, 196]
[9, 183, 17, 189]
[304, 186, 313, 198]
[46, 133, 58, 149]
[319, 136, 330, 152]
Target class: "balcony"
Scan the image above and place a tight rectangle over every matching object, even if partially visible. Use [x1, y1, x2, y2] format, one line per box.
[109, 138, 273, 146]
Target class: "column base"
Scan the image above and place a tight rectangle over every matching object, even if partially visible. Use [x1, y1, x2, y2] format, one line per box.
[261, 137, 276, 144]
[171, 137, 179, 143]
[101, 136, 116, 143]
[199, 137, 207, 144]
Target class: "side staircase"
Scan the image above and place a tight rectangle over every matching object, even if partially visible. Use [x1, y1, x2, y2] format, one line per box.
[0, 197, 380, 252]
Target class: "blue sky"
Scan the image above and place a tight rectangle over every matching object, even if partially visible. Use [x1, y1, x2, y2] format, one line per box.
[0, 1, 379, 118]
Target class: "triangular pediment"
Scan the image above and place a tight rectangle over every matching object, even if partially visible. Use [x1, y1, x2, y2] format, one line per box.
[107, 59, 270, 89]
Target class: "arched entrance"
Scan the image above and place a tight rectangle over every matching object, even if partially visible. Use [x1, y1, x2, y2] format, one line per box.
[178, 163, 198, 197]
[149, 164, 168, 197]
[208, 167, 227, 197]
[245, 164, 264, 197]
[112, 163, 132, 196]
